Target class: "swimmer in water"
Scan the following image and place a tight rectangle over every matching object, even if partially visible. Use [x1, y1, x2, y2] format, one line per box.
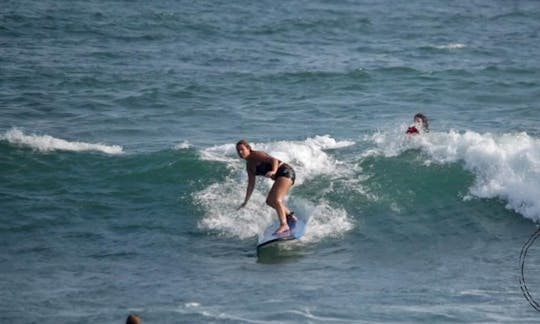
[406, 113, 429, 134]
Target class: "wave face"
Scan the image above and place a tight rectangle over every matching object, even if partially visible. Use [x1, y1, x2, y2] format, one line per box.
[365, 130, 540, 222]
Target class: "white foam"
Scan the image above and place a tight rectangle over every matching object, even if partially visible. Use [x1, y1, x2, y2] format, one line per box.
[305, 135, 355, 149]
[175, 302, 263, 323]
[2, 128, 123, 154]
[366, 129, 540, 221]
[174, 140, 192, 150]
[184, 302, 201, 308]
[195, 136, 355, 240]
[293, 199, 354, 242]
[361, 124, 429, 158]
[195, 180, 270, 240]
[199, 143, 238, 164]
[434, 43, 466, 50]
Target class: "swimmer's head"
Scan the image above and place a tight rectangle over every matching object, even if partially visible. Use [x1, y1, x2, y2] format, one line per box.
[413, 113, 429, 131]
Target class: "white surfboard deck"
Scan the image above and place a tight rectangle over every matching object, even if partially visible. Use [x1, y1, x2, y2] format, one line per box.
[256, 216, 307, 251]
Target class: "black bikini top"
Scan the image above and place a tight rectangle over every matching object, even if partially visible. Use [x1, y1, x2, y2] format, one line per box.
[255, 161, 281, 176]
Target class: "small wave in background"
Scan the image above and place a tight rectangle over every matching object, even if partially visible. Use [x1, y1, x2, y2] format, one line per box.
[1, 128, 123, 154]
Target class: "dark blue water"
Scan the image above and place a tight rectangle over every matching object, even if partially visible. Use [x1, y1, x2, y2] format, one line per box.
[2, 1, 540, 322]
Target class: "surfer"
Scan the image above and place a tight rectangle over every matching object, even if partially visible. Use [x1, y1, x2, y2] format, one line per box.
[406, 113, 429, 134]
[236, 139, 297, 234]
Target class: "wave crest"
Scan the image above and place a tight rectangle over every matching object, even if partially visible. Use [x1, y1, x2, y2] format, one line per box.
[366, 130, 540, 222]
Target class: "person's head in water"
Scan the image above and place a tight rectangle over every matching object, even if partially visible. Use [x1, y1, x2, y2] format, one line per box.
[236, 139, 252, 159]
[126, 314, 141, 324]
[407, 113, 429, 134]
[413, 113, 429, 132]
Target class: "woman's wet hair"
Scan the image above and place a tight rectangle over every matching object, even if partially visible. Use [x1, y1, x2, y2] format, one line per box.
[236, 139, 252, 157]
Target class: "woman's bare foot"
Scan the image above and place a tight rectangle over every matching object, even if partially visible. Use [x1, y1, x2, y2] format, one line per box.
[274, 223, 290, 234]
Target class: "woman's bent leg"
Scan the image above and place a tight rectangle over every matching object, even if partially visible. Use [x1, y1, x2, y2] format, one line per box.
[267, 177, 293, 234]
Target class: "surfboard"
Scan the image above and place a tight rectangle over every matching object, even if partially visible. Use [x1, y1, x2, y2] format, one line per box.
[256, 215, 307, 252]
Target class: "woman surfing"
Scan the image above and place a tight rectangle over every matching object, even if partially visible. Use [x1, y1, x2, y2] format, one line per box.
[236, 140, 297, 234]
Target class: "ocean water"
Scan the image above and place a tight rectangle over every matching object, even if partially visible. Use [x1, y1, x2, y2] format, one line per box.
[2, 0, 540, 322]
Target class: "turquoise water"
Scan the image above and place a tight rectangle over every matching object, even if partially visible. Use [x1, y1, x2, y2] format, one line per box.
[2, 1, 540, 322]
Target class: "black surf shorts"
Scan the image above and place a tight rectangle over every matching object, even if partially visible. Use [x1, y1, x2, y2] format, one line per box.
[275, 164, 296, 184]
